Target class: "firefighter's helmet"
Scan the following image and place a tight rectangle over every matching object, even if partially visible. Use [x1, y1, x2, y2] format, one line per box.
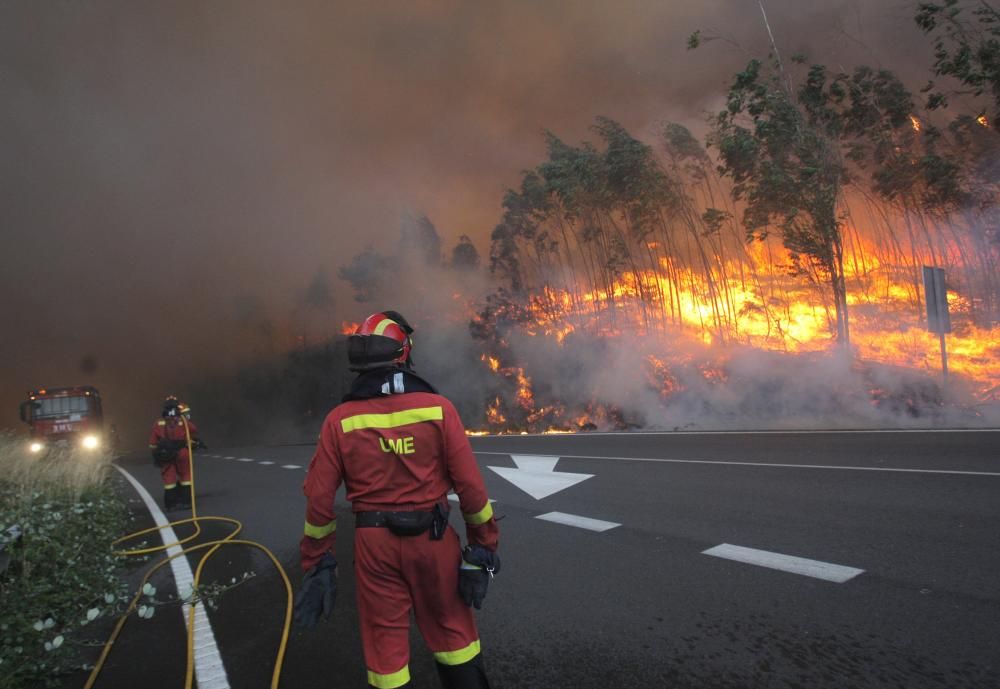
[162, 396, 181, 417]
[347, 311, 414, 372]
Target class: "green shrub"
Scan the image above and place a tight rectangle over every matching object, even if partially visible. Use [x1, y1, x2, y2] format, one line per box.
[0, 433, 129, 689]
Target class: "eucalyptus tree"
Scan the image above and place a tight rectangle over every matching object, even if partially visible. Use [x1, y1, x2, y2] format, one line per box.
[450, 235, 481, 271]
[916, 0, 1000, 122]
[709, 58, 853, 345]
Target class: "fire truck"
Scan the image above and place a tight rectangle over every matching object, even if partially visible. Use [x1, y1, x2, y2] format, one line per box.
[19, 386, 105, 454]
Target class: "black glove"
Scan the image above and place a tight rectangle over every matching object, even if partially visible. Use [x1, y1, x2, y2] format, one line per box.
[194, 439, 208, 450]
[294, 554, 337, 628]
[458, 545, 500, 610]
[152, 448, 173, 467]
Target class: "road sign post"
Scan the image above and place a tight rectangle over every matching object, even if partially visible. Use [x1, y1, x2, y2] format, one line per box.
[922, 266, 951, 382]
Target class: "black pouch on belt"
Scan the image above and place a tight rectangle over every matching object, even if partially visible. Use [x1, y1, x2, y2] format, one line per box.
[429, 502, 449, 541]
[385, 511, 435, 537]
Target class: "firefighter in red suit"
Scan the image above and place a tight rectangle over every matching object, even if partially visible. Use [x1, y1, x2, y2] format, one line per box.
[295, 311, 500, 689]
[148, 396, 200, 511]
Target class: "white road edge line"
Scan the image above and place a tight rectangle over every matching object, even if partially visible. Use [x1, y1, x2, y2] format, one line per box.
[281, 464, 302, 470]
[703, 543, 864, 583]
[258, 461, 274, 466]
[535, 511, 621, 532]
[237, 458, 255, 463]
[114, 465, 230, 689]
[472, 452, 1000, 477]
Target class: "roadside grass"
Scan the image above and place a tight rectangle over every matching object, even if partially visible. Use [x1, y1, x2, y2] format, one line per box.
[0, 432, 130, 689]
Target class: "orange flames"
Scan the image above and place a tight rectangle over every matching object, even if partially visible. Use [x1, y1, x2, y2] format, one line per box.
[468, 227, 999, 433]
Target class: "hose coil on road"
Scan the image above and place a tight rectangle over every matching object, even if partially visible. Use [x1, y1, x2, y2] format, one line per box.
[84, 418, 294, 689]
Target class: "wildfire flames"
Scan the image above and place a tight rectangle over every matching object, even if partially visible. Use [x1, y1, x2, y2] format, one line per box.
[340, 115, 1000, 435]
[461, 229, 1000, 434]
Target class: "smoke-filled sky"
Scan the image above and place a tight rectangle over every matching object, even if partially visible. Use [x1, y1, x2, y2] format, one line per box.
[0, 1, 935, 438]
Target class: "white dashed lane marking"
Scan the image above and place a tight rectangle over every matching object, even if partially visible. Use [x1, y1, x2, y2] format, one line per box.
[702, 543, 864, 583]
[535, 511, 621, 532]
[212, 455, 288, 467]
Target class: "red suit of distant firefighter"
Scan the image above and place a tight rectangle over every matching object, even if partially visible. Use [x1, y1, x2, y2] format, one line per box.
[148, 397, 199, 510]
[299, 311, 500, 689]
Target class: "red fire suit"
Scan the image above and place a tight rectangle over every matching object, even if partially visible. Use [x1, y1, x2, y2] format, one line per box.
[301, 391, 499, 689]
[148, 416, 198, 493]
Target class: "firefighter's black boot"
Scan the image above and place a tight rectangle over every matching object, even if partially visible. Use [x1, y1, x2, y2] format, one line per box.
[163, 486, 179, 511]
[436, 654, 490, 689]
[177, 484, 192, 509]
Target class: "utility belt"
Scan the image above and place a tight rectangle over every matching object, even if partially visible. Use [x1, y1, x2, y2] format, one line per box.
[152, 439, 187, 466]
[355, 503, 449, 540]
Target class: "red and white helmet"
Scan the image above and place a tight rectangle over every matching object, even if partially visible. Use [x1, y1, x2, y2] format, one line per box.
[347, 311, 414, 371]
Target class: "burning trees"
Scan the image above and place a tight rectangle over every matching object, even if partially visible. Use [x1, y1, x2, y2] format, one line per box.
[709, 57, 852, 347]
[327, 9, 1000, 434]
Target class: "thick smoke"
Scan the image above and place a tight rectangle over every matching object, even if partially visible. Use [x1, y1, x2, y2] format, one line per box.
[471, 328, 997, 431]
[0, 2, 979, 444]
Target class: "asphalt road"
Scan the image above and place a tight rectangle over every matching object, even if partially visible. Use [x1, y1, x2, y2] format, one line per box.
[100, 430, 999, 689]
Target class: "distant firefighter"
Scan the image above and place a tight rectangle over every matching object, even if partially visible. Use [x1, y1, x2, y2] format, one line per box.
[148, 396, 203, 511]
[296, 311, 500, 689]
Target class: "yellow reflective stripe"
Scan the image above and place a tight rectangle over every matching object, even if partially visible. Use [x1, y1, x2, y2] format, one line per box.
[164, 483, 177, 489]
[341, 406, 443, 433]
[179, 481, 192, 486]
[372, 318, 396, 336]
[433, 639, 481, 666]
[303, 519, 337, 539]
[367, 665, 410, 689]
[463, 501, 494, 525]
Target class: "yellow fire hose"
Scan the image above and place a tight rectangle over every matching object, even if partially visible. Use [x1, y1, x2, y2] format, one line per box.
[84, 417, 295, 689]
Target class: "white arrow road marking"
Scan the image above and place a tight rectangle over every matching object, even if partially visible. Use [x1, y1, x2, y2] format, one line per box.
[115, 466, 230, 688]
[488, 455, 594, 499]
[535, 511, 620, 532]
[702, 543, 864, 583]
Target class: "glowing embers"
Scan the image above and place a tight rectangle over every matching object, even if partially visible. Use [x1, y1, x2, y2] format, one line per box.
[479, 354, 538, 429]
[486, 396, 506, 426]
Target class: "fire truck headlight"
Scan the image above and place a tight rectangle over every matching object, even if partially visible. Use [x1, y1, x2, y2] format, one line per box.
[29, 441, 44, 453]
[81, 435, 100, 450]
